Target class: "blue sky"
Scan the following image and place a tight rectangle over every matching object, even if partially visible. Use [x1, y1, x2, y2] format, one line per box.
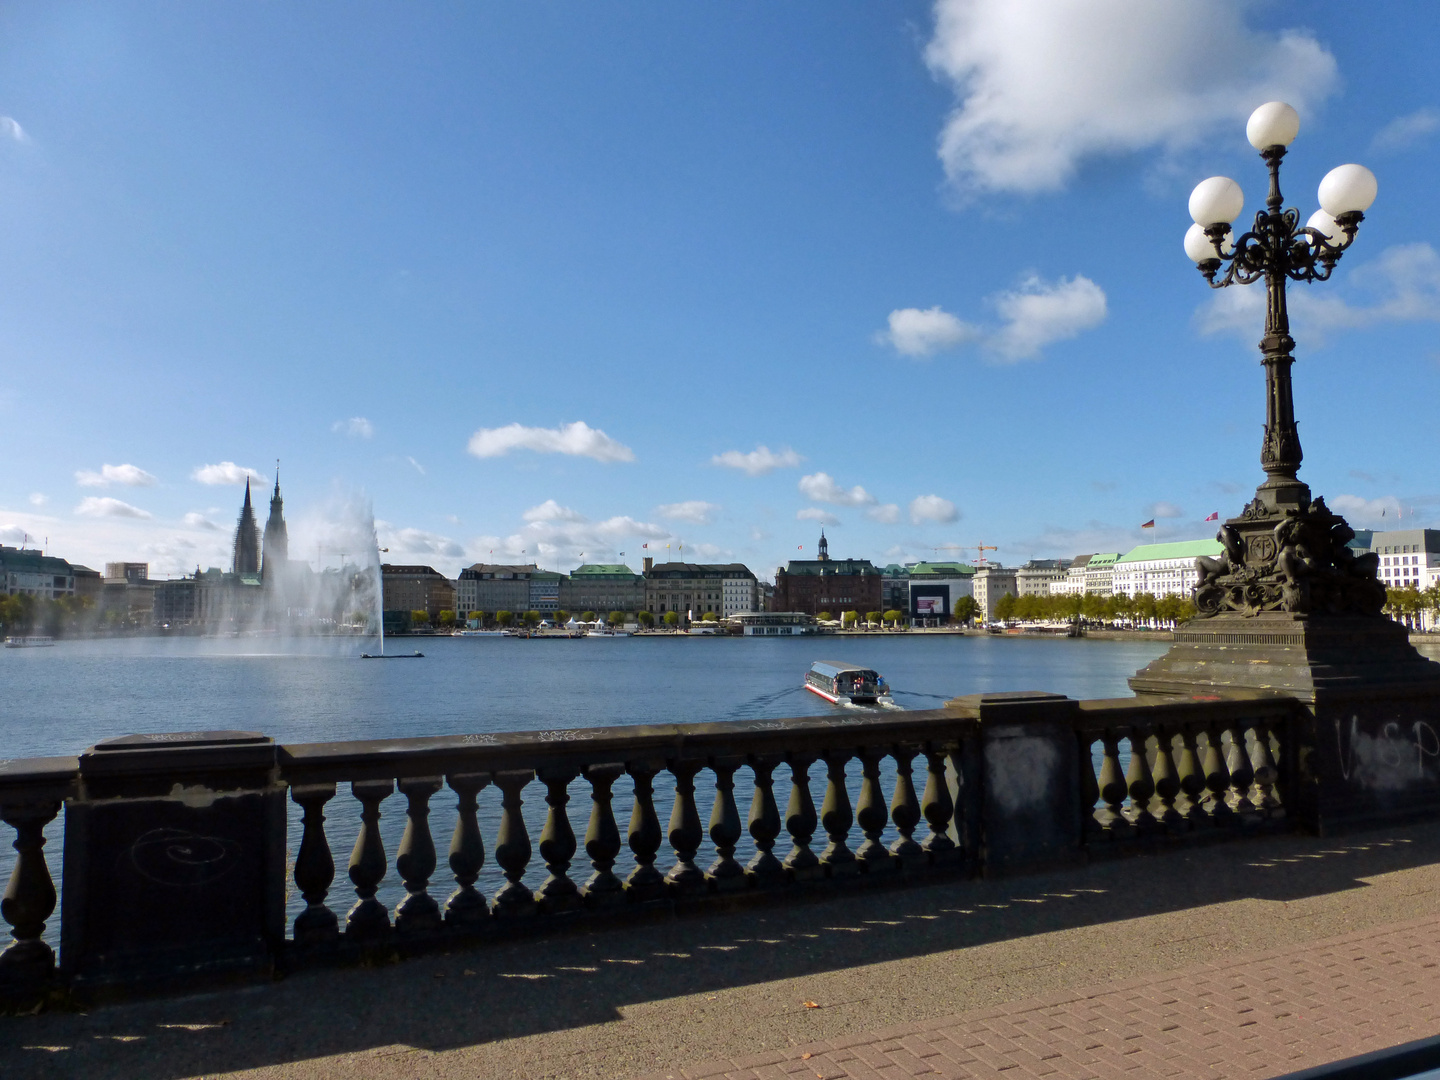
[2, 1, 1437, 579]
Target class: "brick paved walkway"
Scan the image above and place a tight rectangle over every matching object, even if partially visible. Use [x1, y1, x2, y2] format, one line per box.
[642, 913, 1440, 1080]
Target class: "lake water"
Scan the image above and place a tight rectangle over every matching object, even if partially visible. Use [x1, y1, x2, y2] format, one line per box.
[1, 633, 1169, 945]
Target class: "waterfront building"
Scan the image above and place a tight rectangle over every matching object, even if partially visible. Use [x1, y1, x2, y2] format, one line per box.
[1017, 559, 1066, 597]
[771, 531, 882, 616]
[529, 569, 565, 615]
[906, 562, 975, 622]
[1084, 552, 1121, 596]
[643, 558, 756, 619]
[71, 565, 103, 602]
[725, 611, 818, 636]
[455, 564, 537, 618]
[1050, 555, 1093, 596]
[104, 562, 149, 584]
[1112, 539, 1224, 599]
[381, 564, 456, 620]
[0, 546, 76, 599]
[232, 479, 261, 575]
[1366, 529, 1440, 592]
[558, 564, 645, 615]
[880, 564, 910, 612]
[972, 565, 1018, 622]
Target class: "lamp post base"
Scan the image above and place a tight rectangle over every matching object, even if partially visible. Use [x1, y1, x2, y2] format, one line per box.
[1131, 612, 1440, 834]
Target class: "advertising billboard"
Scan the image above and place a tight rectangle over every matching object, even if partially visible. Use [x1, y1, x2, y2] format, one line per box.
[915, 596, 944, 615]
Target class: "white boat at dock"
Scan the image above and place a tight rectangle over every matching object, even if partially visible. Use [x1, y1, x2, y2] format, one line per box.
[4, 635, 56, 648]
[804, 661, 899, 708]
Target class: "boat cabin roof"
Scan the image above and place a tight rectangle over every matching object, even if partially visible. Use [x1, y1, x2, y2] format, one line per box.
[810, 661, 879, 678]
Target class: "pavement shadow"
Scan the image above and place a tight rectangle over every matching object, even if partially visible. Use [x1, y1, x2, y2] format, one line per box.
[4, 821, 1440, 1080]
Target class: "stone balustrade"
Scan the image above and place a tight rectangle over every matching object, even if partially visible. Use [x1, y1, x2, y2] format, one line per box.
[0, 689, 1327, 1010]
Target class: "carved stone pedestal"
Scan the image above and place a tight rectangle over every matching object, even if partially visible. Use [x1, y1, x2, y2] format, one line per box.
[1131, 613, 1440, 834]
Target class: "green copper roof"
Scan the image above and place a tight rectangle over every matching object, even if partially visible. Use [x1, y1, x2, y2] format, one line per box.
[570, 564, 639, 577]
[1086, 552, 1121, 567]
[908, 562, 976, 576]
[1117, 539, 1224, 563]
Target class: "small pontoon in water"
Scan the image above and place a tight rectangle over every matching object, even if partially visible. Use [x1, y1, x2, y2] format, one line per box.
[804, 660, 896, 707]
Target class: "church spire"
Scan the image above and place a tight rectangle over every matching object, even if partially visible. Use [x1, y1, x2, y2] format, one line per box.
[262, 463, 289, 584]
[818, 528, 829, 562]
[232, 478, 260, 575]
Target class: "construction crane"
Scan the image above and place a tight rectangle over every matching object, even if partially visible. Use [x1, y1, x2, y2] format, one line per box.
[969, 544, 998, 566]
[930, 544, 967, 559]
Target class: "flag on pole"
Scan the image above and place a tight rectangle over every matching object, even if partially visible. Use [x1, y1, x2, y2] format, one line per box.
[642, 542, 648, 548]
[1141, 519, 1155, 529]
[1205, 511, 1219, 521]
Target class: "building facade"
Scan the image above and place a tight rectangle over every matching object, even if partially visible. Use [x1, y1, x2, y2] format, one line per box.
[880, 564, 910, 613]
[1050, 555, 1093, 596]
[1017, 559, 1066, 597]
[1112, 539, 1224, 598]
[381, 564, 456, 619]
[455, 564, 538, 617]
[0, 547, 76, 599]
[1083, 552, 1121, 596]
[528, 570, 565, 615]
[1366, 529, 1440, 592]
[972, 566, 1018, 622]
[770, 532, 882, 616]
[643, 559, 757, 618]
[558, 564, 646, 614]
[906, 562, 975, 622]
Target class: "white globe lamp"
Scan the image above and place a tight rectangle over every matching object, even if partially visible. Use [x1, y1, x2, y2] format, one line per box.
[1189, 176, 1245, 227]
[1246, 102, 1300, 149]
[1318, 164, 1377, 216]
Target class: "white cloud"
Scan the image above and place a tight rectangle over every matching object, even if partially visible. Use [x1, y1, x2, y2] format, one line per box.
[376, 522, 466, 560]
[1198, 243, 1440, 343]
[925, 0, 1337, 197]
[192, 461, 265, 485]
[522, 499, 586, 523]
[467, 421, 635, 463]
[710, 445, 803, 476]
[1, 524, 29, 544]
[799, 472, 877, 507]
[988, 276, 1108, 360]
[866, 503, 901, 524]
[1372, 108, 1440, 153]
[1330, 494, 1411, 528]
[75, 496, 152, 519]
[183, 512, 222, 531]
[0, 117, 26, 143]
[333, 417, 374, 438]
[511, 512, 672, 566]
[879, 307, 980, 357]
[797, 508, 840, 526]
[406, 456, 426, 475]
[75, 463, 159, 488]
[880, 275, 1106, 362]
[28, 493, 46, 506]
[909, 495, 960, 524]
[1149, 501, 1185, 519]
[657, 501, 720, 525]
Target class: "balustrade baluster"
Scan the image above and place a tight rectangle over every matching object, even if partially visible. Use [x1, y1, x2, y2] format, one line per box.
[0, 800, 61, 992]
[920, 747, 957, 865]
[535, 767, 582, 913]
[745, 755, 785, 887]
[1078, 734, 1103, 840]
[1200, 723, 1233, 824]
[444, 771, 489, 928]
[1151, 728, 1184, 830]
[664, 759, 706, 895]
[394, 776, 443, 935]
[1124, 731, 1157, 831]
[782, 753, 821, 882]
[492, 769, 537, 918]
[1175, 727, 1205, 827]
[706, 756, 746, 892]
[624, 759, 666, 901]
[346, 779, 394, 941]
[887, 747, 924, 870]
[1095, 730, 1131, 836]
[819, 751, 857, 877]
[1249, 722, 1281, 814]
[581, 763, 625, 908]
[1226, 725, 1258, 815]
[290, 784, 338, 947]
[855, 747, 895, 874]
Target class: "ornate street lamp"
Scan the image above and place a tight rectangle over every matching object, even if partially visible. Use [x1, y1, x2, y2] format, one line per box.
[1182, 101, 1385, 619]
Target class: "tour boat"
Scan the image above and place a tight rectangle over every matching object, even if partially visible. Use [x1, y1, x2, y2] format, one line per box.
[586, 628, 630, 638]
[4, 635, 55, 648]
[804, 661, 896, 708]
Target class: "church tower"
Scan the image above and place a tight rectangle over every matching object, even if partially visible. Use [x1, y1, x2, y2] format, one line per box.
[262, 468, 289, 584]
[817, 528, 830, 562]
[232, 479, 261, 575]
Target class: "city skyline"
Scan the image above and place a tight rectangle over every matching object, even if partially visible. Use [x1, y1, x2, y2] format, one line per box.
[2, 3, 1438, 580]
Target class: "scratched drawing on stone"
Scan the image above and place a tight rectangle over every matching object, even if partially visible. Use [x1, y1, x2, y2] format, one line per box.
[127, 826, 242, 887]
[1334, 715, 1440, 790]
